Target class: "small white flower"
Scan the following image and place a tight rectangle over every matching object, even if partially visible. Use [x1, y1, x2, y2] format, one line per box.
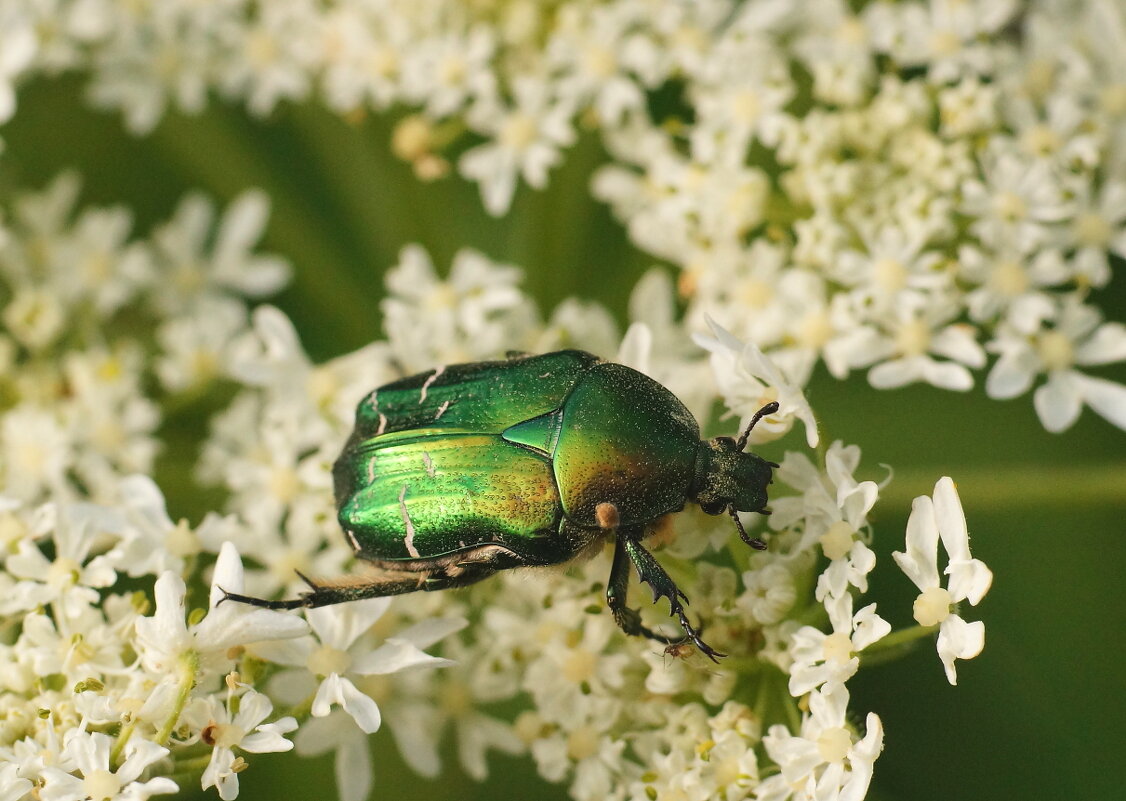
[696, 319, 819, 448]
[864, 291, 986, 392]
[459, 77, 577, 215]
[894, 477, 993, 684]
[148, 190, 290, 314]
[0, 762, 32, 801]
[292, 711, 372, 801]
[759, 682, 883, 801]
[0, 16, 35, 124]
[986, 298, 1126, 432]
[260, 596, 463, 734]
[134, 542, 308, 682]
[190, 688, 297, 801]
[788, 593, 890, 697]
[40, 730, 178, 801]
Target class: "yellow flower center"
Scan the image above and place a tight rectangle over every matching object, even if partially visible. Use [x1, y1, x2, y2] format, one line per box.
[873, 257, 907, 293]
[82, 769, 122, 801]
[817, 726, 853, 763]
[739, 278, 774, 309]
[913, 586, 952, 627]
[822, 632, 853, 665]
[566, 725, 599, 761]
[989, 258, 1030, 297]
[561, 648, 597, 685]
[1020, 124, 1062, 158]
[1037, 330, 1074, 371]
[894, 318, 931, 358]
[1073, 212, 1111, 248]
[307, 644, 352, 677]
[820, 521, 855, 561]
[797, 311, 833, 349]
[500, 112, 538, 151]
[993, 191, 1027, 222]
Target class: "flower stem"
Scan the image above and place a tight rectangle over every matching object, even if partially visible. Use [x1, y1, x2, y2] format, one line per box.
[110, 718, 136, 767]
[857, 624, 937, 669]
[156, 651, 200, 746]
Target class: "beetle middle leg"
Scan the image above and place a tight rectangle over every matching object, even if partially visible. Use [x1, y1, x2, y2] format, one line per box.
[606, 529, 725, 662]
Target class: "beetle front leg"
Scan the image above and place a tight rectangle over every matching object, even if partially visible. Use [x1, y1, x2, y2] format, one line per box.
[608, 530, 725, 662]
[606, 535, 678, 646]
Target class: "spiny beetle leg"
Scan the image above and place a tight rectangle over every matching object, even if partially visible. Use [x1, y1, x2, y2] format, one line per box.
[220, 564, 497, 610]
[618, 533, 726, 662]
[606, 536, 680, 645]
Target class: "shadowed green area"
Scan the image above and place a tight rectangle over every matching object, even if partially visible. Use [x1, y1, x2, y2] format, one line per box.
[3, 76, 1124, 801]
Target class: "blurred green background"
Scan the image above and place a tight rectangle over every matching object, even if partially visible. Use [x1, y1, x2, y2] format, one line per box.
[5, 78, 1124, 801]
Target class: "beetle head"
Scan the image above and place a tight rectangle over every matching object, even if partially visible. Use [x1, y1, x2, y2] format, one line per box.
[691, 402, 780, 549]
[693, 435, 774, 514]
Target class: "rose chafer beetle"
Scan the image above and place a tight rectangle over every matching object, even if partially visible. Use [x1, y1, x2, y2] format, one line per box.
[223, 350, 778, 660]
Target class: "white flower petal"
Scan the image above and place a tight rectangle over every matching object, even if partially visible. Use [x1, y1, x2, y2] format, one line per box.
[936, 615, 985, 685]
[335, 724, 374, 801]
[240, 717, 297, 754]
[851, 604, 891, 651]
[307, 596, 392, 651]
[931, 478, 968, 558]
[921, 359, 975, 391]
[393, 616, 468, 650]
[350, 637, 456, 676]
[339, 678, 382, 734]
[893, 495, 939, 591]
[311, 673, 346, 718]
[1072, 373, 1126, 431]
[868, 358, 920, 389]
[985, 348, 1036, 399]
[1074, 322, 1126, 366]
[1034, 371, 1083, 432]
[947, 559, 994, 606]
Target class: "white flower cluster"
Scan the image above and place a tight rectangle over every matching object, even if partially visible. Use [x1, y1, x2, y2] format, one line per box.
[0, 198, 995, 800]
[0, 195, 465, 801]
[3, 3, 1123, 430]
[5, 0, 1119, 798]
[188, 249, 993, 801]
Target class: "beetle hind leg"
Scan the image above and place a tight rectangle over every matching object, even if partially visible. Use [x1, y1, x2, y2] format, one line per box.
[220, 562, 498, 610]
[606, 531, 725, 662]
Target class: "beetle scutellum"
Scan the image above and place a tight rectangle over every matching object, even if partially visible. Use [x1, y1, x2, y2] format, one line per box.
[222, 350, 779, 660]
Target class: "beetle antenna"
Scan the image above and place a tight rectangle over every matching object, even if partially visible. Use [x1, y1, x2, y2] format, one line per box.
[729, 507, 767, 550]
[736, 401, 780, 452]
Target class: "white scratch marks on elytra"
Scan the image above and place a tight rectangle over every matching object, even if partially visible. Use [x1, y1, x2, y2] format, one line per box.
[399, 484, 421, 558]
[376, 412, 387, 435]
[344, 528, 362, 553]
[419, 365, 445, 404]
[434, 400, 450, 420]
[421, 452, 436, 477]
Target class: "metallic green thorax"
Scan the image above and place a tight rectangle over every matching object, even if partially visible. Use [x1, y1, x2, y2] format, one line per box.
[229, 350, 777, 661]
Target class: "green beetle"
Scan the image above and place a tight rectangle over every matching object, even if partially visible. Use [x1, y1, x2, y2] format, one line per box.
[223, 350, 778, 659]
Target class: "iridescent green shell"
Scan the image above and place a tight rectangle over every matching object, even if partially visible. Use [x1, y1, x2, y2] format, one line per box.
[333, 350, 702, 565]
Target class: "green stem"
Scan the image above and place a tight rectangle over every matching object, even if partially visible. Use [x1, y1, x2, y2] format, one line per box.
[866, 623, 938, 652]
[172, 753, 216, 773]
[857, 624, 937, 670]
[156, 651, 200, 746]
[110, 718, 137, 767]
